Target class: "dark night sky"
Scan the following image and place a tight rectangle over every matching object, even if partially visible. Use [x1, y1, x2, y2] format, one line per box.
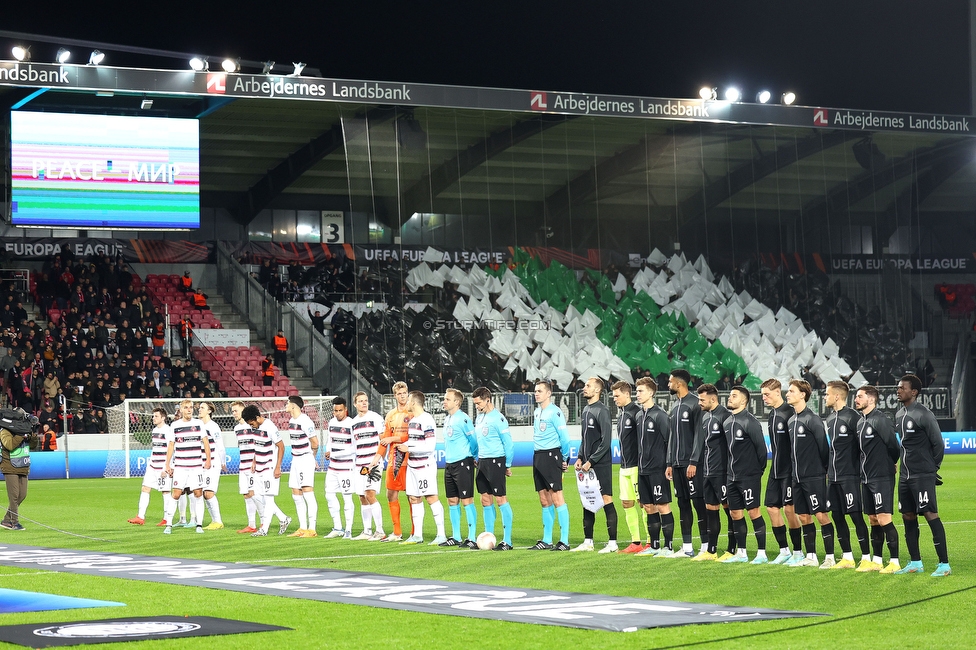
[2, 1, 972, 114]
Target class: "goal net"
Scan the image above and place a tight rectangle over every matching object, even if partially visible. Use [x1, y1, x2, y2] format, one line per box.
[103, 396, 335, 478]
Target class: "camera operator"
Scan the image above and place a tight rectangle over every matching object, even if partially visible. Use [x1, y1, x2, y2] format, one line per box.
[0, 410, 39, 530]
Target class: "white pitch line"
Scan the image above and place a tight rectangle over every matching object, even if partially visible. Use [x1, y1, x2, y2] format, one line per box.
[247, 549, 473, 563]
[0, 571, 55, 578]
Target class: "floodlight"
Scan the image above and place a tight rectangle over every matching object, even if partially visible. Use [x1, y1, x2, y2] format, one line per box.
[699, 86, 716, 101]
[724, 87, 740, 102]
[56, 48, 71, 64]
[88, 50, 105, 65]
[782, 91, 796, 105]
[262, 60, 275, 74]
[221, 58, 239, 73]
[11, 46, 30, 61]
[189, 57, 208, 71]
[292, 62, 306, 76]
[756, 90, 771, 104]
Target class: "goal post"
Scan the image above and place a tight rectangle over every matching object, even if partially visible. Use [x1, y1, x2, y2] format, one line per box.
[104, 396, 336, 479]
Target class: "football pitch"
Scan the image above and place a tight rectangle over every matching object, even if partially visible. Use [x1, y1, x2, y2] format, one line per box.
[1, 457, 974, 649]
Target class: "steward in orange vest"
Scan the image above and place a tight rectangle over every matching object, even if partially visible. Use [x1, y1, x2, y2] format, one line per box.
[180, 272, 193, 292]
[262, 355, 275, 387]
[273, 330, 288, 377]
[192, 289, 209, 310]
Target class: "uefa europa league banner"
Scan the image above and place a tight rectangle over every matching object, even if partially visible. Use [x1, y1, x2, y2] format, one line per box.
[0, 238, 213, 264]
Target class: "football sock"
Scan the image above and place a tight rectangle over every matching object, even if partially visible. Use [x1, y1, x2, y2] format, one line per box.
[326, 492, 341, 530]
[449, 504, 462, 540]
[542, 504, 555, 544]
[871, 524, 884, 559]
[882, 522, 899, 562]
[206, 497, 222, 524]
[582, 508, 595, 539]
[693, 498, 708, 547]
[499, 502, 513, 545]
[821, 522, 835, 556]
[483, 504, 497, 534]
[411, 502, 425, 536]
[802, 523, 817, 555]
[724, 508, 736, 553]
[254, 495, 267, 530]
[772, 524, 788, 551]
[647, 512, 662, 549]
[604, 503, 618, 541]
[556, 504, 570, 545]
[191, 494, 205, 527]
[678, 497, 693, 544]
[751, 515, 766, 550]
[342, 494, 355, 533]
[833, 510, 851, 553]
[177, 494, 188, 522]
[789, 526, 802, 552]
[661, 512, 675, 550]
[137, 492, 150, 519]
[245, 497, 256, 528]
[706, 508, 720, 554]
[464, 503, 478, 540]
[360, 504, 373, 534]
[304, 492, 318, 531]
[430, 500, 446, 539]
[292, 494, 308, 530]
[389, 500, 402, 536]
[904, 516, 921, 561]
[624, 505, 642, 543]
[265, 496, 285, 523]
[928, 517, 949, 564]
[163, 494, 177, 524]
[733, 517, 748, 550]
[371, 503, 384, 535]
[851, 514, 870, 556]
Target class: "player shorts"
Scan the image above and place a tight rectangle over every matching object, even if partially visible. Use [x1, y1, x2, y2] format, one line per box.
[898, 476, 938, 515]
[203, 466, 221, 493]
[386, 451, 408, 491]
[726, 476, 762, 511]
[354, 466, 382, 495]
[288, 455, 316, 490]
[792, 476, 827, 515]
[238, 470, 255, 495]
[476, 456, 508, 497]
[171, 467, 204, 492]
[407, 464, 438, 497]
[618, 466, 639, 502]
[532, 449, 565, 492]
[142, 466, 172, 493]
[253, 471, 280, 497]
[589, 462, 613, 497]
[828, 477, 862, 514]
[764, 475, 794, 508]
[702, 475, 727, 506]
[325, 470, 355, 495]
[444, 457, 475, 500]
[862, 477, 895, 515]
[672, 465, 701, 500]
[638, 471, 671, 505]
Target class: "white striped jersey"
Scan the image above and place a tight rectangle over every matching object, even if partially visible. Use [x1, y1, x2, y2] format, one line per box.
[235, 422, 256, 471]
[351, 411, 384, 467]
[406, 412, 436, 470]
[252, 418, 282, 473]
[286, 414, 316, 457]
[203, 420, 225, 468]
[149, 424, 172, 471]
[326, 416, 355, 473]
[171, 417, 207, 469]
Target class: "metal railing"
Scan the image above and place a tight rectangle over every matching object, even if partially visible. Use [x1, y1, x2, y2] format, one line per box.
[216, 243, 382, 405]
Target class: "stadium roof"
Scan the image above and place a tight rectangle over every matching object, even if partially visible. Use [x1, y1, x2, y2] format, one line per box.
[2, 61, 975, 255]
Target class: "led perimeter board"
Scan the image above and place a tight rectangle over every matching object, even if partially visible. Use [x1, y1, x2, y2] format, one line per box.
[10, 111, 200, 229]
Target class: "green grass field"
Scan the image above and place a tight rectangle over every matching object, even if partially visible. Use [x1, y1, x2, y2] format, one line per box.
[1, 457, 974, 649]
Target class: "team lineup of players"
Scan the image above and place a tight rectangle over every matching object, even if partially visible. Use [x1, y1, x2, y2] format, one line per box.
[128, 373, 950, 575]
